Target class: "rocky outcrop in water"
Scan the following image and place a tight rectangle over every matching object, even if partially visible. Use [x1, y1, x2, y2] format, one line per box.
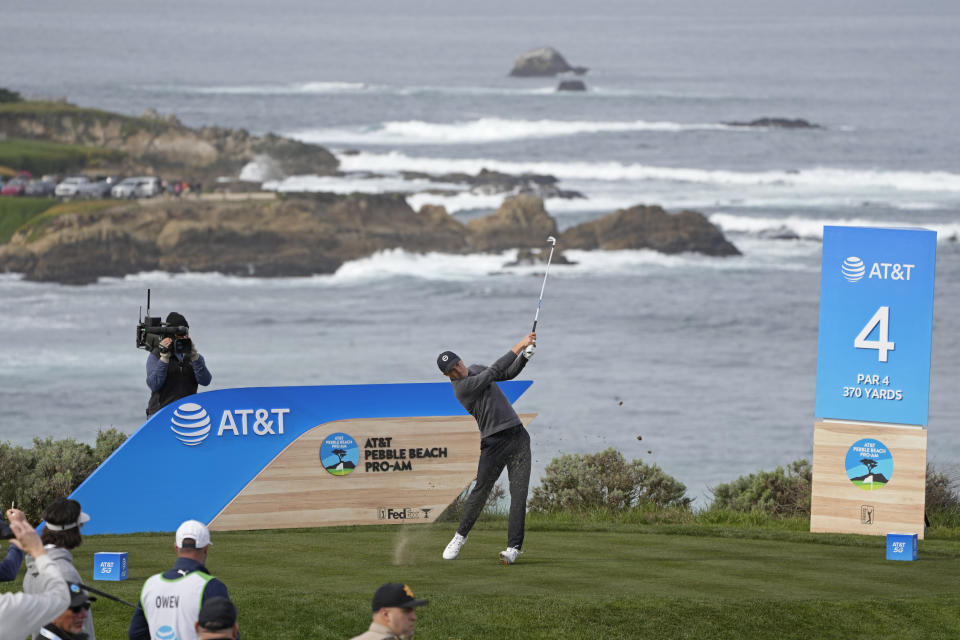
[723, 117, 821, 129]
[561, 204, 741, 256]
[467, 195, 558, 252]
[0, 195, 738, 284]
[401, 168, 585, 200]
[556, 80, 587, 92]
[509, 48, 587, 77]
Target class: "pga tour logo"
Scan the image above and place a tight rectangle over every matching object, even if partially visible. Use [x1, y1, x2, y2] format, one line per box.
[842, 256, 915, 283]
[170, 402, 290, 447]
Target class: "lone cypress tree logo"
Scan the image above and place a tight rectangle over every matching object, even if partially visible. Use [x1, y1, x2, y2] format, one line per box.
[845, 438, 893, 490]
[320, 432, 359, 476]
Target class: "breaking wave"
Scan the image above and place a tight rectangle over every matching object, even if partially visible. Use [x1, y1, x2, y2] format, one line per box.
[291, 118, 733, 145]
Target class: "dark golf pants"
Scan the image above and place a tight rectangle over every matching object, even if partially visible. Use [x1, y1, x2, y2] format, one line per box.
[457, 424, 531, 549]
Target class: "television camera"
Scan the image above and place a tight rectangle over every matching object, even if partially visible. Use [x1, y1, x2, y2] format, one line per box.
[136, 289, 192, 356]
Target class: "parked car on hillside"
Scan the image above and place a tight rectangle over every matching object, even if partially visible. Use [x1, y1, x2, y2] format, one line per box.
[111, 176, 161, 199]
[55, 175, 91, 198]
[25, 178, 57, 197]
[76, 176, 119, 199]
[1, 177, 30, 196]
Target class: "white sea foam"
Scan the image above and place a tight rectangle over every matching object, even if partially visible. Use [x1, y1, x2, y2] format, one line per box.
[157, 81, 728, 100]
[710, 213, 960, 241]
[265, 171, 958, 217]
[291, 118, 732, 145]
[89, 246, 806, 289]
[263, 174, 462, 194]
[339, 151, 960, 193]
[181, 81, 370, 95]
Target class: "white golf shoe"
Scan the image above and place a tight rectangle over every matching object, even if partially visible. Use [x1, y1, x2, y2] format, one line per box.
[442, 533, 467, 560]
[499, 546, 520, 564]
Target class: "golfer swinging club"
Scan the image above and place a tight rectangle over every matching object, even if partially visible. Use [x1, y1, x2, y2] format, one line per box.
[438, 331, 537, 564]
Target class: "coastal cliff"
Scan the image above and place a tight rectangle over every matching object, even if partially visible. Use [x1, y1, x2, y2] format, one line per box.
[0, 101, 338, 179]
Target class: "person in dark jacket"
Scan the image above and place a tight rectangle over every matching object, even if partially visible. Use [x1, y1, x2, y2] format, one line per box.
[0, 514, 25, 581]
[438, 331, 536, 564]
[146, 312, 212, 416]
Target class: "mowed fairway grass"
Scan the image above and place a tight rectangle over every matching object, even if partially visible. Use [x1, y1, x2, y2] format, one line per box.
[6, 519, 960, 639]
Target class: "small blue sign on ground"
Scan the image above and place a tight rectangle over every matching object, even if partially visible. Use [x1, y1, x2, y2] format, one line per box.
[816, 226, 937, 425]
[93, 551, 128, 580]
[886, 533, 918, 561]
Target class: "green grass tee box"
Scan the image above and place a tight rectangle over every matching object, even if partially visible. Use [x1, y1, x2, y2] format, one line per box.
[5, 522, 959, 640]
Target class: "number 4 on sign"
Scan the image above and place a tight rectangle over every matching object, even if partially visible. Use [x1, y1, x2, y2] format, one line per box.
[854, 306, 895, 362]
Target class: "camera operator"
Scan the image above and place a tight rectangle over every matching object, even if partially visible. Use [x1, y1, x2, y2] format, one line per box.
[146, 312, 212, 417]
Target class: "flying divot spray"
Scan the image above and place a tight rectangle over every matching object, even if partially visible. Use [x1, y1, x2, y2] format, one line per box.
[811, 226, 936, 538]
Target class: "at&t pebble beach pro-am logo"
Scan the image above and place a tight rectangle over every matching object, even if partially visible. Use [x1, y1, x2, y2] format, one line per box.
[845, 438, 893, 491]
[320, 432, 359, 476]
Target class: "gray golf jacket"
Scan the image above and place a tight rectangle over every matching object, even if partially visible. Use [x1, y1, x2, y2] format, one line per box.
[451, 350, 527, 438]
[24, 547, 95, 640]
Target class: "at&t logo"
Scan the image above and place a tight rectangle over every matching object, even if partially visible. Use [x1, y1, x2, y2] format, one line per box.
[842, 256, 915, 283]
[841, 256, 865, 282]
[170, 403, 210, 446]
[156, 626, 178, 640]
[170, 402, 290, 447]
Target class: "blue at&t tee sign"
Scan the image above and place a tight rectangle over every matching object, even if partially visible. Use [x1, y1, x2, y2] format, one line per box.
[815, 226, 937, 425]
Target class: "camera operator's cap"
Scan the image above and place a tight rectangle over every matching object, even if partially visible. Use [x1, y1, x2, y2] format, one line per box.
[175, 519, 212, 548]
[42, 497, 91, 531]
[371, 583, 429, 611]
[198, 597, 237, 631]
[67, 582, 96, 607]
[165, 312, 189, 331]
[437, 351, 460, 374]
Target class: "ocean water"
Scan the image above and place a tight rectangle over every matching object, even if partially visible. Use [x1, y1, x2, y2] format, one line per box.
[2, 0, 959, 503]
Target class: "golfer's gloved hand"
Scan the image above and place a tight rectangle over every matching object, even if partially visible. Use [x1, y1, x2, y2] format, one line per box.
[189, 340, 199, 363]
[523, 343, 536, 359]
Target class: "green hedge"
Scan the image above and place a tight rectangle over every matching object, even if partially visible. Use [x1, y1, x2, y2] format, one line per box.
[0, 429, 127, 523]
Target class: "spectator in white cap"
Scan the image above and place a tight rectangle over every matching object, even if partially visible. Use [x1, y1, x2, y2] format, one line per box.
[22, 497, 95, 640]
[128, 519, 231, 640]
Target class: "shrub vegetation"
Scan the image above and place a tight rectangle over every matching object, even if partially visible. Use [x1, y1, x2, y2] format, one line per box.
[529, 447, 691, 512]
[709, 458, 812, 517]
[0, 429, 127, 522]
[0, 88, 23, 104]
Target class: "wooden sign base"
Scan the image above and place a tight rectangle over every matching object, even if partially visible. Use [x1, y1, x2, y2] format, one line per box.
[811, 419, 926, 539]
[209, 414, 536, 531]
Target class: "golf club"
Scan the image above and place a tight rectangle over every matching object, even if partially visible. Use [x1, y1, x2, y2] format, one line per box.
[531, 235, 557, 333]
[77, 582, 138, 609]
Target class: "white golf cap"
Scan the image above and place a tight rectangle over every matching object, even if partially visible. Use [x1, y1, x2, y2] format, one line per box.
[175, 519, 212, 549]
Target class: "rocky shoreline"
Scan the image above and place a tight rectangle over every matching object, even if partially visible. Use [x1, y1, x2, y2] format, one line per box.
[0, 194, 740, 285]
[1, 97, 742, 285]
